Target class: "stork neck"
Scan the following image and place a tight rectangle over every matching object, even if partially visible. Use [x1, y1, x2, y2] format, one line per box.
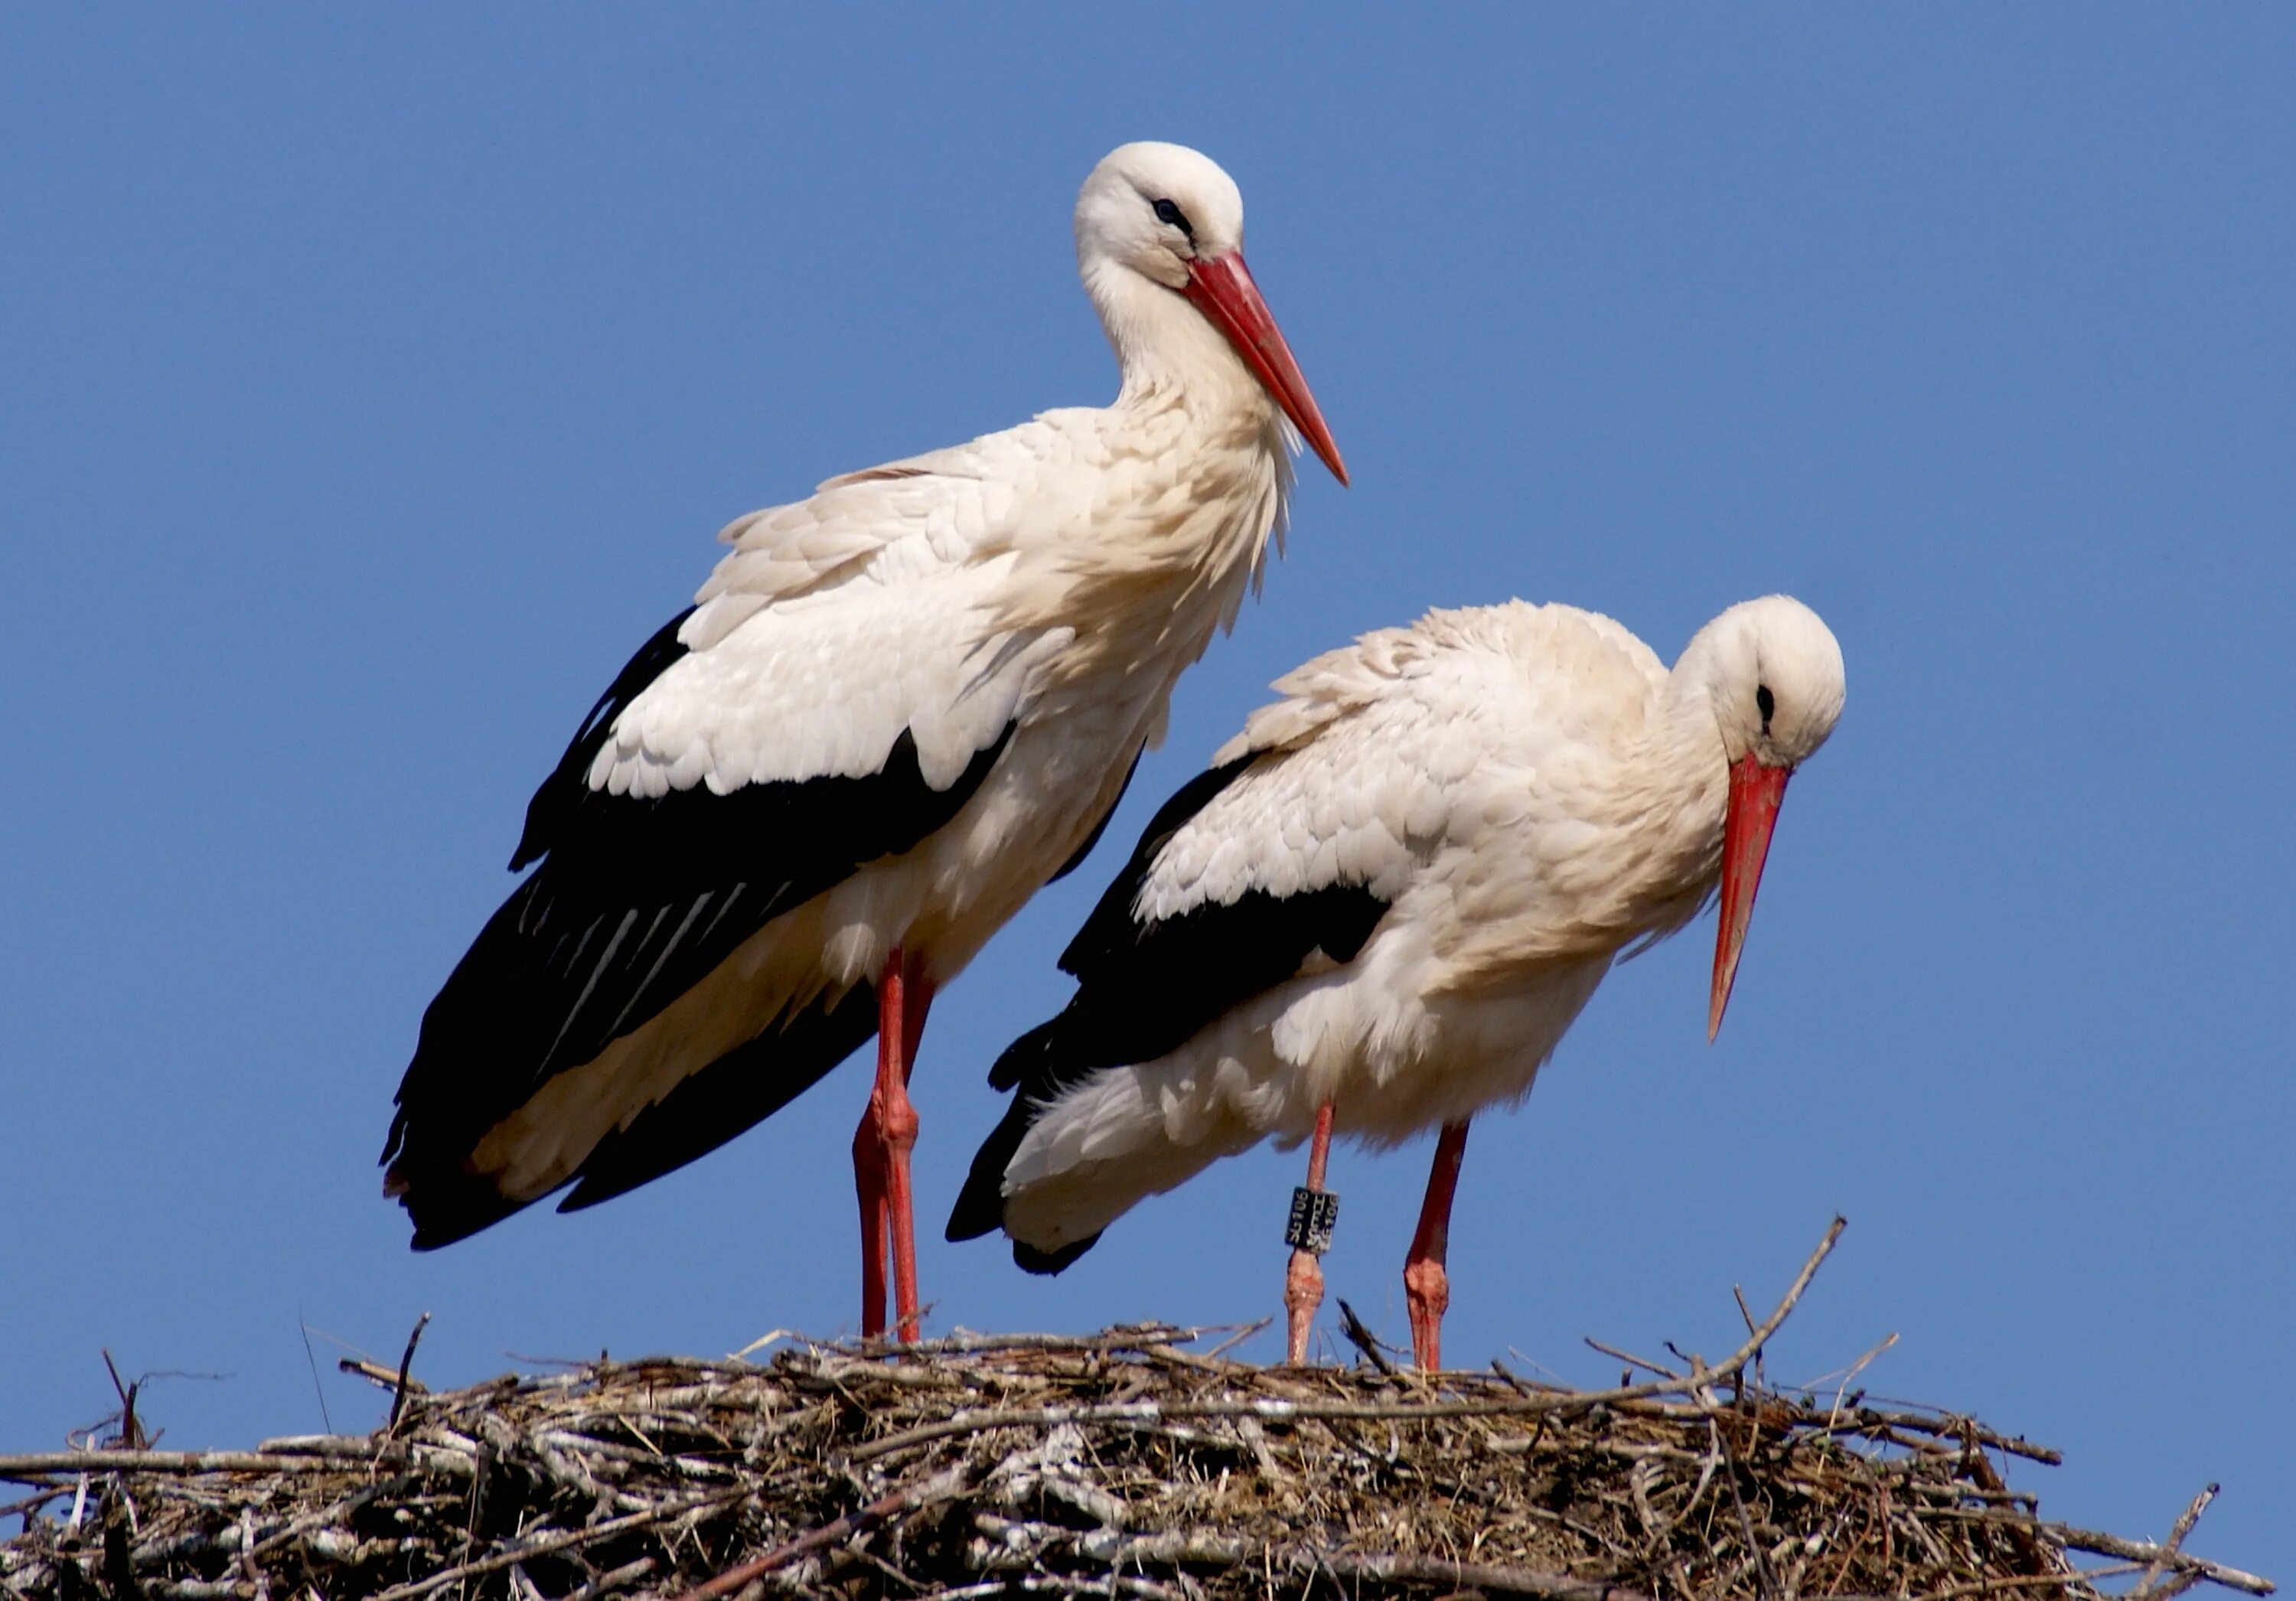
[1086, 259, 1279, 426]
[1646, 631, 1740, 887]
[1659, 631, 1733, 778]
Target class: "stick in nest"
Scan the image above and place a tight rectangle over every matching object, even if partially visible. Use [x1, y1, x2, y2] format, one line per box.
[2, 1217, 2278, 1601]
[388, 1313, 432, 1436]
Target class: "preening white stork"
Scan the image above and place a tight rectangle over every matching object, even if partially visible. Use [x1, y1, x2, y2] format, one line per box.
[382, 142, 1346, 1342]
[948, 595, 1845, 1368]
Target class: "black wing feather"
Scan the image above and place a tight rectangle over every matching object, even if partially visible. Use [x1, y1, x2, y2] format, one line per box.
[558, 981, 881, 1210]
[947, 754, 1391, 1267]
[1053, 757, 1255, 986]
[511, 607, 695, 872]
[386, 612, 1014, 1249]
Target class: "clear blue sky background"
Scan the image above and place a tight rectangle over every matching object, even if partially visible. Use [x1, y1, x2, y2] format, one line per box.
[5, 5, 2290, 1577]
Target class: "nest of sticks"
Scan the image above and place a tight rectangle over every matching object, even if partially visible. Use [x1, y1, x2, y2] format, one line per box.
[1, 1225, 2272, 1601]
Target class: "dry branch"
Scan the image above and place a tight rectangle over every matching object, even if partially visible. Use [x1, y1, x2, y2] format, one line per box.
[2, 1224, 2270, 1601]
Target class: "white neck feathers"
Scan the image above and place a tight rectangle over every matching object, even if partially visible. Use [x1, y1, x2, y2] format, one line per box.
[1083, 257, 1276, 422]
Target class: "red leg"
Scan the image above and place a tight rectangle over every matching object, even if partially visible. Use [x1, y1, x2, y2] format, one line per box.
[853, 1097, 889, 1339]
[1404, 1120, 1471, 1371]
[882, 950, 933, 1342]
[855, 947, 934, 1342]
[1283, 1100, 1336, 1365]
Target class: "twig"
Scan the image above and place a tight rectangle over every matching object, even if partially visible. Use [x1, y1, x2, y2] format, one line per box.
[2134, 1485, 2220, 1601]
[1945, 1564, 2144, 1599]
[388, 1313, 432, 1434]
[856, 1217, 1851, 1463]
[1932, 1508, 2273, 1596]
[101, 1352, 143, 1452]
[829, 1536, 931, 1594]
[1629, 1456, 1700, 1601]
[726, 1329, 797, 1362]
[1726, 1217, 1845, 1378]
[917, 1581, 1182, 1601]
[1955, 1418, 2056, 1583]
[560, 1557, 655, 1601]
[1045, 1529, 1661, 1601]
[1828, 1406, 2060, 1466]
[1, 1486, 70, 1527]
[2047, 1511, 2272, 1595]
[1200, 1319, 1273, 1364]
[1303, 1549, 1655, 1600]
[0, 1449, 398, 1481]
[1586, 1340, 1678, 1381]
[248, 1477, 409, 1557]
[1732, 1283, 1764, 1387]
[1489, 1358, 1542, 1398]
[296, 1321, 335, 1438]
[850, 1327, 1199, 1359]
[234, 1506, 266, 1601]
[1711, 1414, 1779, 1600]
[1825, 1332, 1900, 1432]
[1334, 1301, 1398, 1378]
[338, 1358, 423, 1393]
[855, 1394, 1577, 1464]
[2163, 1484, 2219, 1550]
[668, 1465, 968, 1601]
[368, 1492, 740, 1601]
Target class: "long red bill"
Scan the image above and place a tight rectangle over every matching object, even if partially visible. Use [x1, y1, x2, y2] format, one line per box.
[1709, 753, 1792, 1042]
[1182, 252, 1349, 486]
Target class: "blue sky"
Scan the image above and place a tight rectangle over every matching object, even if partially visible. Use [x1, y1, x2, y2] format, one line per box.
[4, 5, 2291, 1577]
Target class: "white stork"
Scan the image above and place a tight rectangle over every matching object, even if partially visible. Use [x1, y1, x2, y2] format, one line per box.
[382, 142, 1346, 1343]
[948, 595, 1845, 1369]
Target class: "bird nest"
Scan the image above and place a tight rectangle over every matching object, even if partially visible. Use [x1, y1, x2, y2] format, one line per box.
[1, 1229, 2271, 1601]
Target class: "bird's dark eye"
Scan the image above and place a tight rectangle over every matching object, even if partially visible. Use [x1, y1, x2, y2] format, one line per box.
[1756, 684, 1776, 732]
[1152, 197, 1195, 240]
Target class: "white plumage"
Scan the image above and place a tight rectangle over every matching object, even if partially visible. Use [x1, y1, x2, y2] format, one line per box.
[385, 142, 1345, 1344]
[952, 595, 1846, 1368]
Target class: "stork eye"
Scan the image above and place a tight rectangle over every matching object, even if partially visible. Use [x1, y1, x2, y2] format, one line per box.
[1151, 197, 1195, 240]
[1755, 684, 1776, 732]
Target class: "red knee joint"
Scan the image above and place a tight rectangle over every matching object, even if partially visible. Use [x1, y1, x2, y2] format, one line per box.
[1404, 1257, 1450, 1319]
[876, 1094, 919, 1153]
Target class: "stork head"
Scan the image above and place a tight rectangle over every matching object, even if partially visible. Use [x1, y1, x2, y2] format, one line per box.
[1076, 142, 1346, 484]
[1683, 595, 1846, 1041]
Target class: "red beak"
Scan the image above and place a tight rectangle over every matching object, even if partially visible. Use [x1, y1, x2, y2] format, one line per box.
[1182, 252, 1349, 486]
[1709, 753, 1792, 1042]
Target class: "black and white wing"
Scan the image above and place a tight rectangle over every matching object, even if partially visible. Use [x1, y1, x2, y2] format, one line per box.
[944, 624, 1462, 1269]
[383, 460, 1047, 1247]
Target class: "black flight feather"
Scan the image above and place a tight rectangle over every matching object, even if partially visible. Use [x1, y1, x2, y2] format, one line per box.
[947, 753, 1391, 1268]
[384, 611, 1015, 1249]
[511, 606, 695, 873]
[558, 981, 881, 1211]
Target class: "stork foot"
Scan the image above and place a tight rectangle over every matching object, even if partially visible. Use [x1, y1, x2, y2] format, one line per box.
[1404, 1255, 1450, 1371]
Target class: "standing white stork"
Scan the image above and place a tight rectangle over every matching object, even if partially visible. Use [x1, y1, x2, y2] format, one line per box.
[382, 142, 1346, 1343]
[948, 595, 1844, 1369]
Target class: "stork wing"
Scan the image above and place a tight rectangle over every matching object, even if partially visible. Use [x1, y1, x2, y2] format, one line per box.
[945, 658, 1450, 1257]
[386, 556, 1026, 1246]
[987, 613, 1518, 1097]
